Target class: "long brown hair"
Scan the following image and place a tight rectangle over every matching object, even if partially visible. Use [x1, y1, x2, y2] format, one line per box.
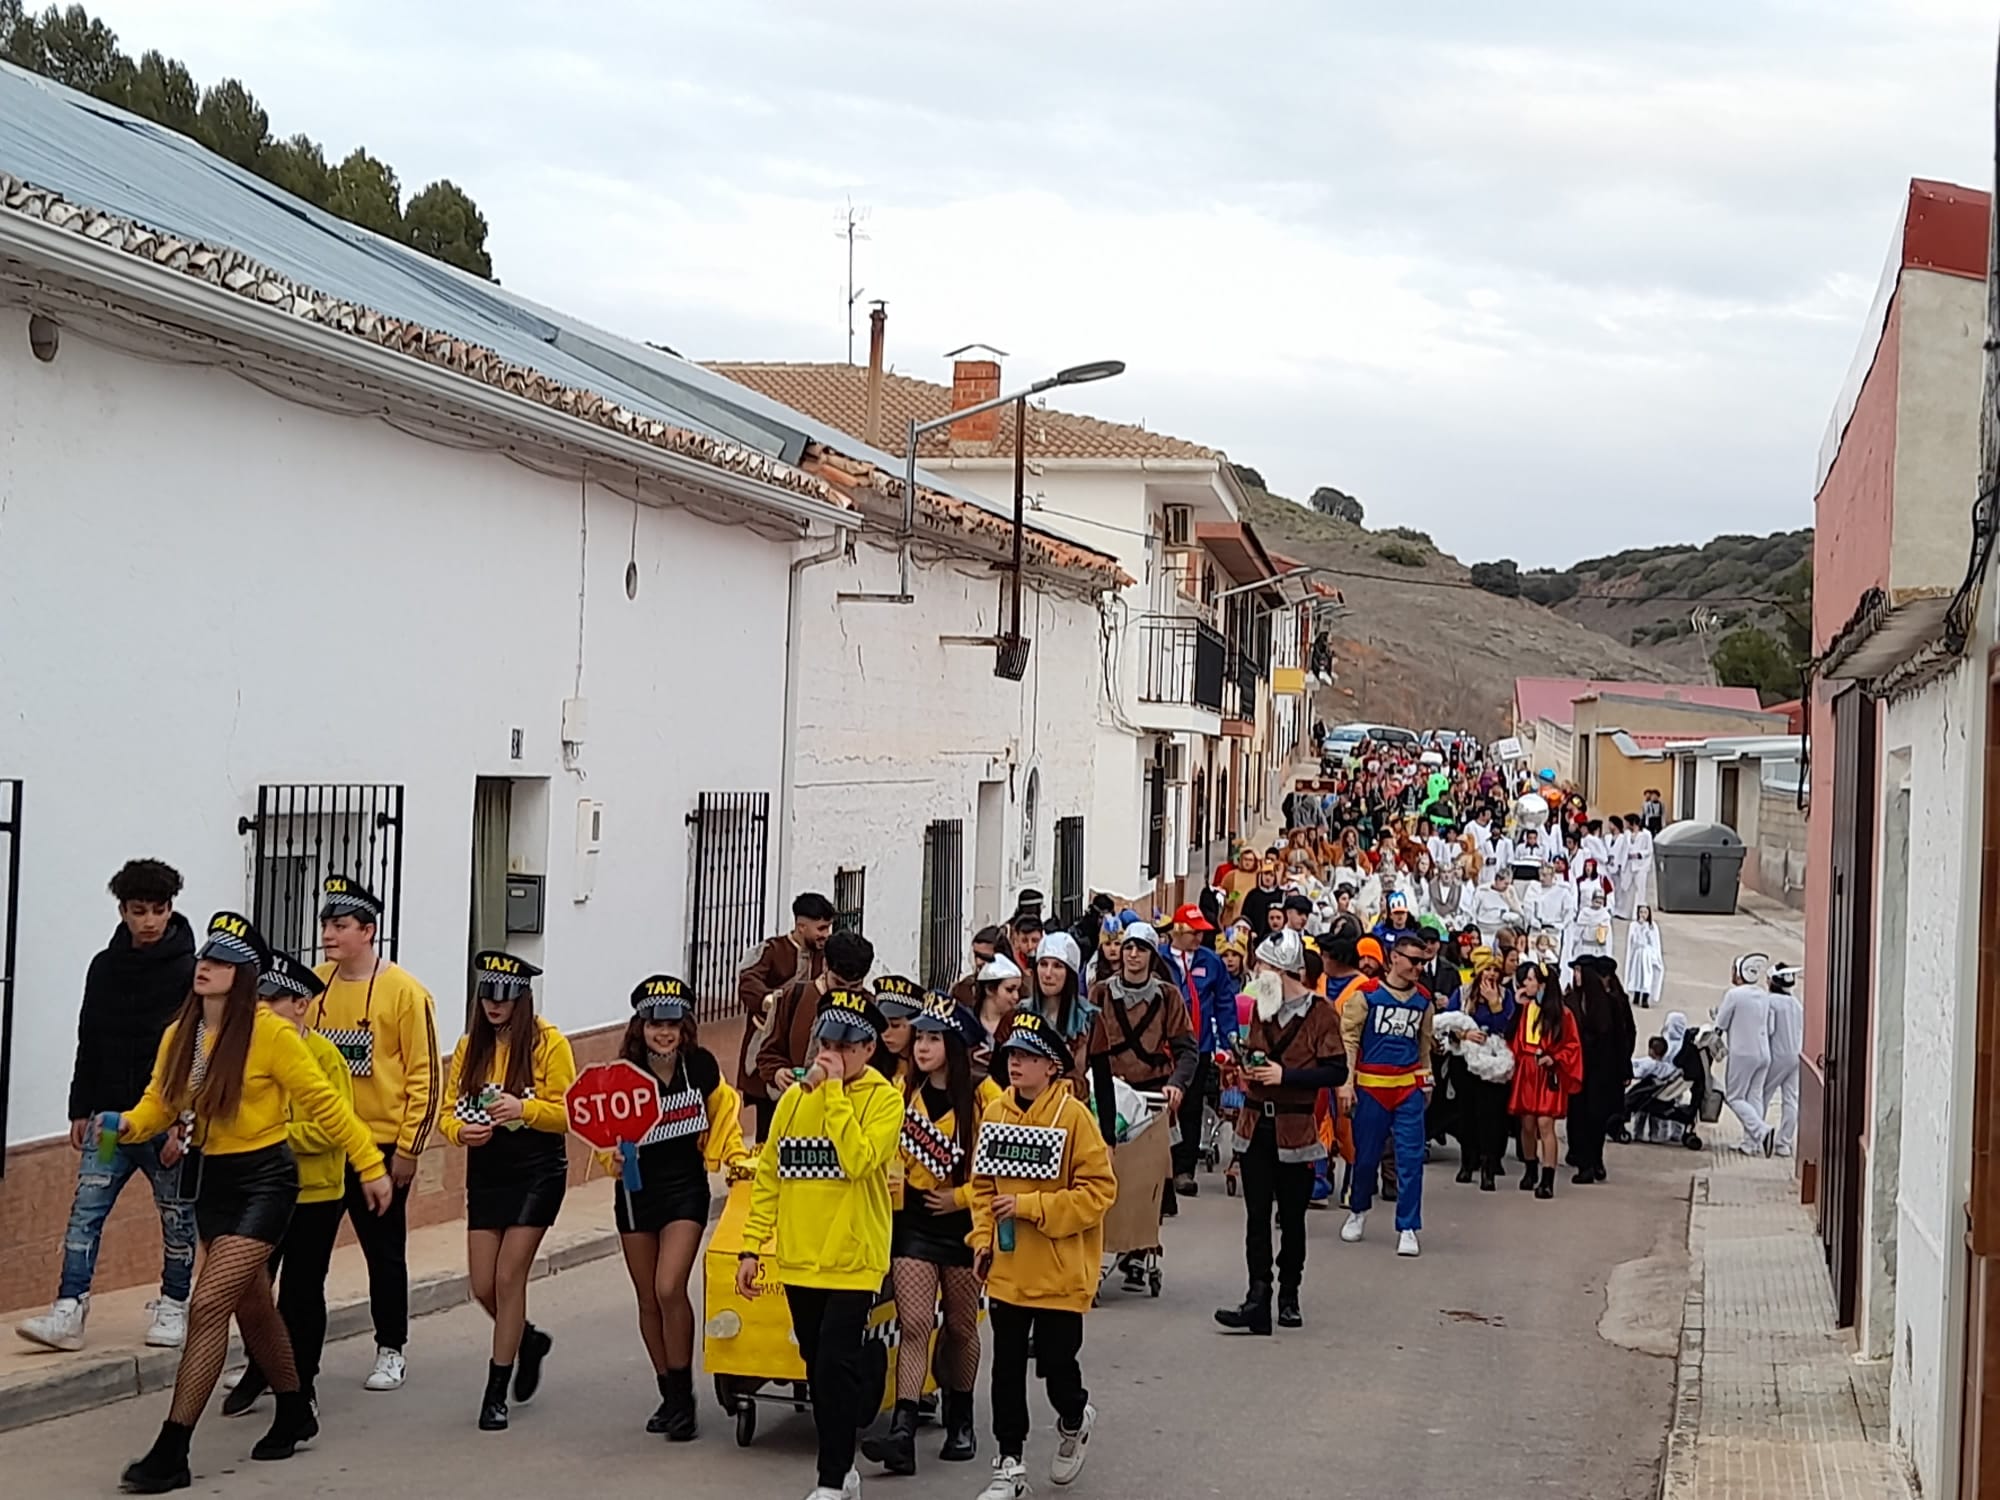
[905, 1027, 979, 1186]
[618, 1012, 719, 1096]
[461, 990, 539, 1098]
[160, 964, 262, 1128]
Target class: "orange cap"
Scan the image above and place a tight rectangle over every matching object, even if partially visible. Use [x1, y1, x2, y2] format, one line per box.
[1356, 937, 1385, 964]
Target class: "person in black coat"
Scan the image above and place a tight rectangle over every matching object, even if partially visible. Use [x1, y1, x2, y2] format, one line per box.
[1566, 955, 1638, 1185]
[17, 860, 199, 1354]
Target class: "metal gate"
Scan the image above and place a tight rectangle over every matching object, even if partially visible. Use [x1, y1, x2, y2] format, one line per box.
[1143, 743, 1167, 881]
[1052, 816, 1085, 925]
[1817, 686, 1875, 1327]
[920, 819, 964, 992]
[685, 792, 771, 1023]
[241, 783, 404, 964]
[0, 780, 19, 1176]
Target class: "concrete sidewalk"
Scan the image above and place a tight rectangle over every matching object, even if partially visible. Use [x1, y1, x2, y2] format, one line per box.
[0, 1176, 625, 1432]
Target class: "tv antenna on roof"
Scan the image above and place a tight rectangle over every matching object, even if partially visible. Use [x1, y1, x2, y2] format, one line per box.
[835, 198, 871, 364]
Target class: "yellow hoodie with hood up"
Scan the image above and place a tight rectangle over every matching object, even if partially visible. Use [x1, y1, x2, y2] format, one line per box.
[742, 1064, 903, 1291]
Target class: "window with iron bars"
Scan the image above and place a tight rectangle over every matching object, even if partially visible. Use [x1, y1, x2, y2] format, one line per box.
[834, 866, 866, 936]
[1052, 816, 1085, 925]
[919, 820, 964, 992]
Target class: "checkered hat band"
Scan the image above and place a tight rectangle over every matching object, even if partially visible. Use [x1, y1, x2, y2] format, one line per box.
[634, 998, 689, 1022]
[259, 970, 315, 999]
[813, 1006, 877, 1041]
[1003, 1028, 1066, 1067]
[475, 974, 533, 998]
[777, 1136, 847, 1180]
[321, 890, 378, 914]
[200, 933, 262, 967]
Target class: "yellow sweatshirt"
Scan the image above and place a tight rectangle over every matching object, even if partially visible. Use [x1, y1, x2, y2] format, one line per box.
[900, 1077, 1005, 1206]
[436, 1017, 578, 1146]
[742, 1066, 903, 1291]
[594, 1076, 753, 1180]
[288, 1027, 359, 1203]
[310, 961, 440, 1157]
[970, 1084, 1117, 1314]
[122, 1008, 385, 1182]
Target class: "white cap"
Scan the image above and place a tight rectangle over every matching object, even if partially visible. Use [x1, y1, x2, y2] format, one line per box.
[1120, 921, 1161, 953]
[977, 952, 1024, 982]
[1033, 931, 1082, 975]
[1255, 930, 1307, 975]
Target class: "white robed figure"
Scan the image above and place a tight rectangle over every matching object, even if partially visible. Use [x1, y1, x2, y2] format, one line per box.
[1624, 906, 1665, 1007]
[1562, 886, 1615, 969]
[1615, 824, 1653, 921]
[1716, 954, 1776, 1154]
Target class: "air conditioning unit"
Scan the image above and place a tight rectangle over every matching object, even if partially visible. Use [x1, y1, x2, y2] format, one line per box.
[1162, 504, 1193, 547]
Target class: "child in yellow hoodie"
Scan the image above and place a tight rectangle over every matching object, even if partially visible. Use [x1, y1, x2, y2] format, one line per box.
[970, 1010, 1118, 1498]
[737, 991, 904, 1500]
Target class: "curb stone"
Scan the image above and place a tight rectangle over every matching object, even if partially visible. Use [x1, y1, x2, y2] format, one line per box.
[1657, 1170, 1708, 1500]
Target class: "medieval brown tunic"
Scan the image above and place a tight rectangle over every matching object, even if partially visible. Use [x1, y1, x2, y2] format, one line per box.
[1233, 995, 1347, 1163]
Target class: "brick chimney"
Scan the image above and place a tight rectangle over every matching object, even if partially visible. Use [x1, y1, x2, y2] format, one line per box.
[948, 355, 1003, 453]
[863, 301, 887, 449]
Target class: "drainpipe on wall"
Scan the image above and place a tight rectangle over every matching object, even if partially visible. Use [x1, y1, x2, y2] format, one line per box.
[777, 526, 851, 907]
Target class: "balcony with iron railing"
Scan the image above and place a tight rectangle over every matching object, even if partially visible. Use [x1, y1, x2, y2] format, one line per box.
[1135, 615, 1225, 730]
[1222, 644, 1264, 733]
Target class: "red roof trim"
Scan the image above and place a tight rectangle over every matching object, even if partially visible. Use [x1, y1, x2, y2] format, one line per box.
[1905, 179, 1990, 281]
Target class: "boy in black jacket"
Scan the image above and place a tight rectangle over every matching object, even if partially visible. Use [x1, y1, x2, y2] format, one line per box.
[16, 860, 197, 1353]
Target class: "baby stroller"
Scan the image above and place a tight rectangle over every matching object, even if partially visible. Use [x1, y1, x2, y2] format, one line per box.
[1617, 1024, 1721, 1150]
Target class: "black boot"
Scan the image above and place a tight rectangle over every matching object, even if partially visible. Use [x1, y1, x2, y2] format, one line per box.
[1380, 1167, 1398, 1203]
[221, 1361, 267, 1418]
[250, 1390, 319, 1462]
[645, 1371, 676, 1434]
[658, 1366, 697, 1442]
[1572, 1165, 1594, 1185]
[938, 1389, 977, 1462]
[1276, 1288, 1303, 1329]
[1455, 1157, 1475, 1184]
[1214, 1283, 1273, 1336]
[861, 1399, 919, 1475]
[1479, 1161, 1496, 1191]
[120, 1421, 192, 1494]
[1519, 1158, 1539, 1191]
[1536, 1166, 1556, 1200]
[513, 1324, 552, 1403]
[479, 1361, 512, 1431]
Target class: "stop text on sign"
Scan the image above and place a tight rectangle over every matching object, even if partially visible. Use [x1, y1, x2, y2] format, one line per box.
[570, 1086, 654, 1128]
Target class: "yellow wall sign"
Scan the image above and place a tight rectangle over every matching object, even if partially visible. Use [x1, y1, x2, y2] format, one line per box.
[1272, 666, 1305, 696]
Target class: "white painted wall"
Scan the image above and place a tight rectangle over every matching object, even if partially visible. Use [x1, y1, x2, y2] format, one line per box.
[0, 306, 794, 1143]
[1890, 269, 1987, 596]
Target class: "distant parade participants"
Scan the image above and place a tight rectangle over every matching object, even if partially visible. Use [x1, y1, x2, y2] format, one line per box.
[1215, 931, 1345, 1335]
[1165, 903, 1237, 1197]
[1509, 961, 1582, 1199]
[756, 928, 875, 1106]
[738, 893, 836, 1140]
[114, 913, 390, 1493]
[863, 993, 1000, 1476]
[1716, 954, 1776, 1156]
[1338, 932, 1436, 1257]
[222, 953, 360, 1416]
[1003, 931, 1097, 1080]
[1625, 905, 1666, 1008]
[1565, 955, 1636, 1185]
[612, 975, 750, 1441]
[437, 951, 577, 1431]
[737, 992, 904, 1500]
[1763, 967, 1804, 1158]
[1443, 950, 1517, 1191]
[951, 927, 1007, 1010]
[969, 952, 1026, 1071]
[310, 875, 439, 1393]
[970, 1011, 1116, 1500]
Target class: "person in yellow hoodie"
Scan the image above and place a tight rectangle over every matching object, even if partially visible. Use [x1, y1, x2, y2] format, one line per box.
[608, 973, 750, 1441]
[110, 913, 390, 1493]
[969, 1010, 1117, 1500]
[736, 990, 904, 1500]
[222, 951, 359, 1417]
[437, 951, 577, 1433]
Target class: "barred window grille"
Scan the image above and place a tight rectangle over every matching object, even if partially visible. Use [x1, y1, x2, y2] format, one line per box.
[684, 792, 772, 1024]
[834, 866, 866, 935]
[1052, 816, 1085, 925]
[242, 784, 405, 964]
[919, 820, 964, 992]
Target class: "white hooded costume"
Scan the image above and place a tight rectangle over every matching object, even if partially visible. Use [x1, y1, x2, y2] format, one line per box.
[1715, 954, 1775, 1152]
[1523, 871, 1576, 937]
[1616, 827, 1653, 920]
[1624, 915, 1665, 1002]
[1762, 969, 1804, 1155]
[1563, 888, 1615, 969]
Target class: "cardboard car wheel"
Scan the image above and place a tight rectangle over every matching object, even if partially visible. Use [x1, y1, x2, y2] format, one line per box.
[735, 1402, 756, 1447]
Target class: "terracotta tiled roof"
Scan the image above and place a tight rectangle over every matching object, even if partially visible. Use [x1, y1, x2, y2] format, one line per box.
[709, 362, 1218, 462]
[1514, 678, 1762, 728]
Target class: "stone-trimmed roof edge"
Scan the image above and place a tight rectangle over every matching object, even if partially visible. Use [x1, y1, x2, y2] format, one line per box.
[0, 171, 837, 506]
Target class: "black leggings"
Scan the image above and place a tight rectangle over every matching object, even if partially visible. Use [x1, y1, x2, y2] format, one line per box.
[1459, 1074, 1513, 1173]
[988, 1299, 1086, 1459]
[784, 1284, 874, 1489]
[343, 1150, 411, 1351]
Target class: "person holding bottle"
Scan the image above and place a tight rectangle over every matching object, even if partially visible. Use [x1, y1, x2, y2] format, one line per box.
[437, 951, 577, 1431]
[609, 974, 750, 1439]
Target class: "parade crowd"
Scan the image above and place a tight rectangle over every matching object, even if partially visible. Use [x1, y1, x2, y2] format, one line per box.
[15, 730, 1806, 1500]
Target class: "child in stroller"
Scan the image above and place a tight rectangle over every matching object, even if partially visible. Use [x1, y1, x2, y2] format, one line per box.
[1613, 1014, 1711, 1150]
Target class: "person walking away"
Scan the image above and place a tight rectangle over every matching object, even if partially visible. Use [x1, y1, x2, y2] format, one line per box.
[1166, 903, 1236, 1198]
[738, 893, 836, 1141]
[1446, 951, 1517, 1190]
[757, 929, 876, 1107]
[1566, 956, 1636, 1184]
[222, 953, 361, 1416]
[1338, 934, 1436, 1256]
[1507, 962, 1581, 1198]
[310, 875, 438, 1393]
[113, 913, 390, 1492]
[1762, 967, 1804, 1158]
[737, 993, 903, 1500]
[1716, 954, 1776, 1155]
[610, 975, 750, 1440]
[862, 994, 999, 1476]
[1215, 931, 1344, 1334]
[1625, 906, 1665, 1008]
[970, 1012, 1116, 1499]
[19, 859, 197, 1354]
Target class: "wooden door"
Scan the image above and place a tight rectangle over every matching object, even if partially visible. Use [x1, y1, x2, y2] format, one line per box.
[1959, 666, 2000, 1495]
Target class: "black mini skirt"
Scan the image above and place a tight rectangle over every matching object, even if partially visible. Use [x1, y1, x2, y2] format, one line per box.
[892, 1203, 975, 1268]
[466, 1128, 569, 1231]
[614, 1170, 712, 1235]
[196, 1142, 299, 1244]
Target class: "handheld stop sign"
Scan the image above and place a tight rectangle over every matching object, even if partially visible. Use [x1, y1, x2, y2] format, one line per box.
[566, 1059, 663, 1192]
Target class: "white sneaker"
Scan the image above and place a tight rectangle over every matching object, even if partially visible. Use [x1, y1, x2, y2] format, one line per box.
[1775, 1146, 1795, 1158]
[16, 1295, 88, 1352]
[1397, 1230, 1421, 1258]
[980, 1456, 1031, 1499]
[364, 1346, 406, 1391]
[1050, 1403, 1094, 1485]
[1734, 1140, 1763, 1156]
[143, 1296, 188, 1348]
[843, 1470, 862, 1500]
[1340, 1211, 1366, 1243]
[803, 1489, 845, 1500]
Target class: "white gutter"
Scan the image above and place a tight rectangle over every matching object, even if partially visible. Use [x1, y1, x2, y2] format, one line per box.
[923, 456, 1223, 473]
[0, 208, 853, 535]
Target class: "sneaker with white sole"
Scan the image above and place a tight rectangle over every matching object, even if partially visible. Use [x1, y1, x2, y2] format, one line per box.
[1397, 1229, 1420, 1257]
[364, 1346, 406, 1391]
[222, 1367, 245, 1392]
[802, 1489, 845, 1500]
[144, 1296, 188, 1348]
[1050, 1403, 1094, 1486]
[843, 1469, 862, 1500]
[980, 1456, 1031, 1499]
[16, 1295, 88, 1352]
[1339, 1211, 1366, 1243]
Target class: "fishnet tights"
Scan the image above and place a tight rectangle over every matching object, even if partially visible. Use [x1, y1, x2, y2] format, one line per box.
[890, 1257, 982, 1399]
[169, 1235, 298, 1425]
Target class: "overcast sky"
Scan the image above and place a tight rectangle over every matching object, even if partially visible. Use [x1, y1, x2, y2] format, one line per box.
[81, 0, 2000, 566]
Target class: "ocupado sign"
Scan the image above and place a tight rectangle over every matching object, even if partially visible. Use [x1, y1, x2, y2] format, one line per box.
[565, 1059, 663, 1151]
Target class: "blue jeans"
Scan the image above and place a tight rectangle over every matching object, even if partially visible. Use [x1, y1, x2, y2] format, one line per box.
[1349, 1090, 1426, 1233]
[57, 1139, 196, 1302]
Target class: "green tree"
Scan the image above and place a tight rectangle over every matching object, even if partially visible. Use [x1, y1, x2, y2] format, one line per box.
[126, 48, 198, 135]
[0, 0, 41, 68]
[327, 149, 403, 237]
[1710, 625, 1797, 704]
[403, 179, 492, 278]
[196, 78, 268, 168]
[27, 3, 128, 100]
[1310, 485, 1364, 525]
[1469, 558, 1522, 597]
[1770, 557, 1812, 661]
[260, 134, 331, 207]
[1230, 464, 1267, 492]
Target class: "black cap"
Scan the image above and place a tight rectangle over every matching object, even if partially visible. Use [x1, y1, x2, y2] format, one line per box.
[909, 992, 965, 1034]
[473, 950, 542, 1001]
[1282, 893, 1313, 915]
[1390, 933, 1429, 956]
[258, 950, 325, 1001]
[1011, 889, 1045, 921]
[811, 989, 885, 1045]
[318, 875, 383, 924]
[998, 1010, 1070, 1072]
[630, 974, 693, 1022]
[198, 910, 271, 971]
[1575, 954, 1618, 976]
[872, 974, 924, 1021]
